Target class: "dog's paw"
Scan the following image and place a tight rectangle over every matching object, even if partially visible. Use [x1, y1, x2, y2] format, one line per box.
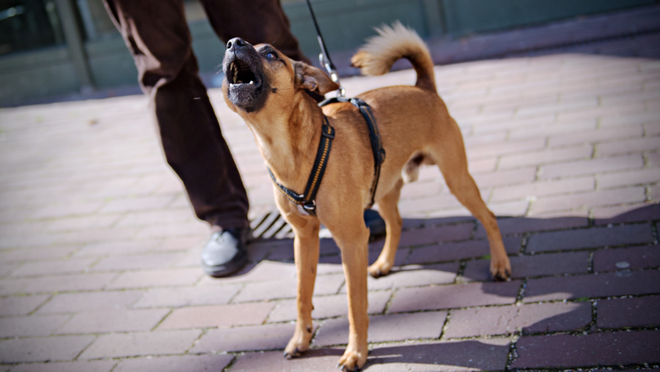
[337, 347, 368, 371]
[283, 324, 313, 359]
[490, 255, 512, 281]
[368, 260, 392, 278]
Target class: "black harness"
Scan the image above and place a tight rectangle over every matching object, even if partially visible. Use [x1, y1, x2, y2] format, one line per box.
[267, 98, 386, 217]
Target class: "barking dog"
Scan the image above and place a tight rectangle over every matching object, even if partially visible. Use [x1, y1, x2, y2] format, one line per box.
[221, 23, 511, 370]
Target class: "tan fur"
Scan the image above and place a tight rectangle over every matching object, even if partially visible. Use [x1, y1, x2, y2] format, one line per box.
[351, 21, 436, 92]
[222, 25, 510, 371]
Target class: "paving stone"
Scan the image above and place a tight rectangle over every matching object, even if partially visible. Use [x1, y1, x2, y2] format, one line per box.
[198, 260, 297, 286]
[406, 236, 521, 264]
[368, 247, 408, 268]
[594, 203, 660, 225]
[9, 361, 116, 372]
[0, 295, 50, 316]
[526, 224, 654, 252]
[593, 246, 660, 272]
[0, 262, 17, 277]
[228, 349, 346, 372]
[364, 338, 510, 371]
[91, 253, 184, 271]
[474, 216, 588, 238]
[398, 223, 474, 247]
[98, 196, 174, 214]
[78, 330, 201, 359]
[73, 240, 161, 257]
[133, 285, 241, 308]
[548, 124, 643, 147]
[598, 296, 660, 328]
[157, 302, 273, 330]
[36, 291, 142, 313]
[0, 273, 117, 295]
[267, 290, 392, 322]
[232, 273, 344, 303]
[598, 136, 660, 156]
[9, 258, 97, 277]
[0, 335, 95, 363]
[445, 302, 591, 338]
[472, 167, 537, 187]
[360, 263, 458, 291]
[491, 177, 596, 203]
[314, 311, 447, 346]
[540, 154, 644, 179]
[55, 228, 141, 245]
[532, 187, 646, 214]
[230, 338, 510, 371]
[0, 315, 70, 337]
[190, 323, 295, 352]
[598, 168, 660, 189]
[55, 309, 169, 334]
[512, 330, 660, 368]
[524, 270, 660, 302]
[463, 252, 589, 282]
[0, 246, 79, 262]
[498, 145, 592, 169]
[388, 280, 521, 313]
[106, 268, 202, 289]
[113, 354, 233, 372]
[592, 203, 653, 221]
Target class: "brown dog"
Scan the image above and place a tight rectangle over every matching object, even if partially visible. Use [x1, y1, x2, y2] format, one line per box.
[221, 23, 511, 371]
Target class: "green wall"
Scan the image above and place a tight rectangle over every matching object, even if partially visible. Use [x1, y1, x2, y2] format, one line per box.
[0, 0, 655, 106]
[441, 0, 655, 35]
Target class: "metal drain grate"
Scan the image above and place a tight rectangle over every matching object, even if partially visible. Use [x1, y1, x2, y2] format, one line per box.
[250, 210, 294, 239]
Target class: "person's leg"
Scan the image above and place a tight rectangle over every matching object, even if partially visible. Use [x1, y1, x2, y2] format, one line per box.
[103, 0, 250, 277]
[200, 0, 311, 64]
[103, 0, 249, 230]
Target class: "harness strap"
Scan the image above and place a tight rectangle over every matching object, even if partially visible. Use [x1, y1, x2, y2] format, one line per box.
[320, 97, 386, 209]
[267, 116, 335, 217]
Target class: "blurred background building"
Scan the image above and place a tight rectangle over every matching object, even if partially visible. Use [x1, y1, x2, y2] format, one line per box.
[0, 0, 655, 106]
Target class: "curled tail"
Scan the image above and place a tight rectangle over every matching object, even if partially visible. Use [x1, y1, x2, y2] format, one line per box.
[351, 22, 436, 92]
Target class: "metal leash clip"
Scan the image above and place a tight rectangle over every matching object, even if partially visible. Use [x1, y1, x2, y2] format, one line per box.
[306, 0, 345, 97]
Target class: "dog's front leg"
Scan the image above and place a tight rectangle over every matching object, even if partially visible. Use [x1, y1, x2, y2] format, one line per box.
[283, 214, 320, 358]
[332, 219, 370, 371]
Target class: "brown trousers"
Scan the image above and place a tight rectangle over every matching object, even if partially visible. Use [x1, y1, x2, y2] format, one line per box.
[103, 0, 310, 228]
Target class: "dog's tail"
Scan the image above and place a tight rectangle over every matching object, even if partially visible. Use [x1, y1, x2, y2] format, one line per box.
[351, 22, 436, 92]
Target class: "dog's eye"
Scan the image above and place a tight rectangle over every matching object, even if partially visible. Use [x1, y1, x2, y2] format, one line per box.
[265, 51, 277, 59]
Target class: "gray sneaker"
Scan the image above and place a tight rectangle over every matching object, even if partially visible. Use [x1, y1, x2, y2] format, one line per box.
[201, 228, 250, 278]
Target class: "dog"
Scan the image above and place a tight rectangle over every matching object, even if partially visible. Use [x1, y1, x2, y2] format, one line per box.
[221, 22, 511, 371]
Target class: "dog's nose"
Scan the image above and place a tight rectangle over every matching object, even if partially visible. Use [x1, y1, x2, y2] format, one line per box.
[227, 37, 248, 51]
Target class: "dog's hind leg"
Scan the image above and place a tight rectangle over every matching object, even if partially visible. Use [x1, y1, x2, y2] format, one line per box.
[283, 212, 321, 358]
[429, 120, 511, 279]
[368, 178, 404, 278]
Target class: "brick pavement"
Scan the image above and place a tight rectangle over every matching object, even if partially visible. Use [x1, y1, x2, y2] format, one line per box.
[1, 38, 660, 372]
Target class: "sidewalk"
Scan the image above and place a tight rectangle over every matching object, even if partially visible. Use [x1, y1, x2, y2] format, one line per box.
[1, 41, 659, 372]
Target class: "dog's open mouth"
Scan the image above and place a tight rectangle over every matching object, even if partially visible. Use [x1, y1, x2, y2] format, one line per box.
[226, 57, 265, 112]
[229, 58, 261, 87]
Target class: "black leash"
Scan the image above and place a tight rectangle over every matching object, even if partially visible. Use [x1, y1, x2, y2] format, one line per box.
[305, 0, 345, 97]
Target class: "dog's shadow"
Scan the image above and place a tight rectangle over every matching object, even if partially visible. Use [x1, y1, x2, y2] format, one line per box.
[221, 204, 658, 370]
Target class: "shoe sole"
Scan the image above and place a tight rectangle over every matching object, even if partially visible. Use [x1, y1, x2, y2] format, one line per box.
[202, 249, 249, 278]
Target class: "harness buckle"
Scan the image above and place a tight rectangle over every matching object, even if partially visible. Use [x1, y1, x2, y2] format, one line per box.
[302, 201, 316, 212]
[321, 126, 335, 139]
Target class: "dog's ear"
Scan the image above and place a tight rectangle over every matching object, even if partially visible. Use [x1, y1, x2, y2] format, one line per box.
[295, 61, 339, 95]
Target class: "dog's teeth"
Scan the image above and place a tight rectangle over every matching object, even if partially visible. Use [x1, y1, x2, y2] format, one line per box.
[249, 81, 254, 85]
